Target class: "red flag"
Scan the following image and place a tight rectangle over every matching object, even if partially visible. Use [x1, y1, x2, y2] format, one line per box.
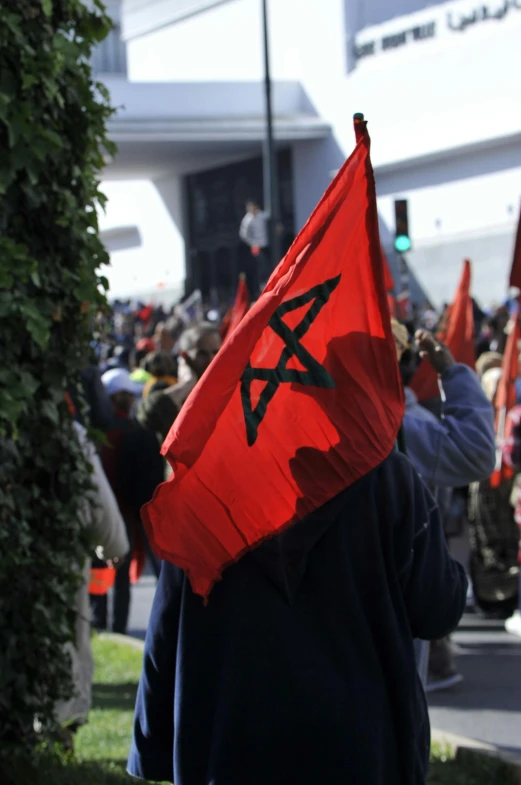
[387, 294, 397, 317]
[396, 291, 411, 322]
[382, 249, 397, 315]
[220, 275, 250, 342]
[509, 205, 521, 292]
[490, 315, 521, 488]
[142, 116, 404, 600]
[410, 259, 475, 401]
[382, 248, 394, 292]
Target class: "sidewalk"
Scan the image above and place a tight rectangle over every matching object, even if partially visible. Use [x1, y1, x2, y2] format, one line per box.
[428, 612, 521, 753]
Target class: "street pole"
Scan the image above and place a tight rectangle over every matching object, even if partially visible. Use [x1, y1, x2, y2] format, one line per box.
[261, 0, 281, 272]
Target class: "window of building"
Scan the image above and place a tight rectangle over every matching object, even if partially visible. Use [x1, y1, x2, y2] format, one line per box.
[91, 22, 127, 75]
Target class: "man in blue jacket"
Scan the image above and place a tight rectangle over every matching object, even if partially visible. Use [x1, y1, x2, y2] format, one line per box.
[400, 329, 496, 691]
[128, 450, 467, 785]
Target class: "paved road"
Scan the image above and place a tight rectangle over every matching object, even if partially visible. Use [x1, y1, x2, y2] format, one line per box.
[428, 612, 521, 753]
[127, 577, 521, 752]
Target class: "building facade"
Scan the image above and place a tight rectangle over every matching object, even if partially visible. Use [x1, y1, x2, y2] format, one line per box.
[99, 0, 521, 307]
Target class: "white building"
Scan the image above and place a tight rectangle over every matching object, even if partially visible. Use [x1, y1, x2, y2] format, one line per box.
[98, 0, 521, 308]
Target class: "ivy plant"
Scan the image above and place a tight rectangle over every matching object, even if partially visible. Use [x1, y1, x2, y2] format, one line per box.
[0, 0, 115, 754]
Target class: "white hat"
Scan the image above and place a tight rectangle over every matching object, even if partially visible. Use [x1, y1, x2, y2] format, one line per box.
[101, 368, 143, 398]
[481, 366, 502, 403]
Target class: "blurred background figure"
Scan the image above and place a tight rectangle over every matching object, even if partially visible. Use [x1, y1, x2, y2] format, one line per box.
[468, 366, 520, 620]
[142, 351, 177, 397]
[239, 200, 269, 296]
[165, 322, 222, 411]
[90, 369, 159, 634]
[394, 324, 496, 691]
[57, 422, 129, 748]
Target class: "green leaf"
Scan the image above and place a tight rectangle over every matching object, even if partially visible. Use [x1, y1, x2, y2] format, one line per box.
[0, 0, 113, 751]
[41, 400, 59, 424]
[20, 302, 50, 349]
[40, 128, 63, 150]
[0, 93, 9, 123]
[0, 269, 13, 288]
[21, 73, 38, 91]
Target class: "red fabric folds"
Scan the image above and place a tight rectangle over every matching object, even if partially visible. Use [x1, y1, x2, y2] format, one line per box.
[411, 259, 475, 402]
[490, 315, 521, 488]
[142, 121, 405, 600]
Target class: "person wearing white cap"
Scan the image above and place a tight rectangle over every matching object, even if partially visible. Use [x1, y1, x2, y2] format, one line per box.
[90, 368, 161, 634]
[101, 367, 144, 405]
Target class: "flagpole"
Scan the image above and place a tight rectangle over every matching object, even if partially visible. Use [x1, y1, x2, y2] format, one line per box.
[261, 0, 281, 272]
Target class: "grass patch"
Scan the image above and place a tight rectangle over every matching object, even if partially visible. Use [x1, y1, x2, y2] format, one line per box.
[74, 636, 143, 772]
[1, 636, 517, 784]
[429, 748, 516, 784]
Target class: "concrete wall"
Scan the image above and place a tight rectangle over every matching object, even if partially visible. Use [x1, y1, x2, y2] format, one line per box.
[126, 0, 521, 164]
[109, 0, 521, 303]
[345, 0, 444, 31]
[99, 178, 185, 300]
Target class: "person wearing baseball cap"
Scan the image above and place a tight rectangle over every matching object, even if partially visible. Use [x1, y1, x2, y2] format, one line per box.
[101, 368, 144, 405]
[90, 369, 163, 634]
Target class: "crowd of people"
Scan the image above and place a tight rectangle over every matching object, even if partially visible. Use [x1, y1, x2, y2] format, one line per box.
[60, 280, 521, 779]
[78, 292, 521, 640]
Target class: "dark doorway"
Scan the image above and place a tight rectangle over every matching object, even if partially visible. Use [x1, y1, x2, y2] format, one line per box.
[185, 149, 295, 303]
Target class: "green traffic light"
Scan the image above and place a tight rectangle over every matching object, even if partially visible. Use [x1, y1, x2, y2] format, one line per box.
[394, 234, 411, 253]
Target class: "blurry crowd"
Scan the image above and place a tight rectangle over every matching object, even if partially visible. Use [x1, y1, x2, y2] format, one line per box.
[82, 294, 226, 636]
[59, 285, 521, 744]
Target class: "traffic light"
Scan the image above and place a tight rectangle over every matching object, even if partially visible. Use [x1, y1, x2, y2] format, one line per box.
[394, 199, 411, 253]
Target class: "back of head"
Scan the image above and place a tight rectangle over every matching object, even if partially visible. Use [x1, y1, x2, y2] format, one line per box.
[481, 366, 502, 403]
[475, 351, 503, 379]
[178, 322, 218, 355]
[144, 350, 176, 379]
[391, 319, 418, 388]
[136, 391, 178, 441]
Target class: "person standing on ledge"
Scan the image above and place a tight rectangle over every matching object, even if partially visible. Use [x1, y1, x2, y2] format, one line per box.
[239, 199, 269, 296]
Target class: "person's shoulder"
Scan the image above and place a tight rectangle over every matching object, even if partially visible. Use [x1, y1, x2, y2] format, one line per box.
[375, 450, 417, 487]
[333, 451, 417, 512]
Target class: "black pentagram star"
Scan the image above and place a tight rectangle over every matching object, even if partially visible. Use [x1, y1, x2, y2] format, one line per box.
[240, 275, 341, 446]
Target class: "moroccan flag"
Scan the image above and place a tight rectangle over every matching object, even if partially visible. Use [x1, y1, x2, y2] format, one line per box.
[509, 204, 521, 293]
[142, 115, 404, 600]
[220, 274, 250, 342]
[490, 314, 521, 488]
[410, 259, 475, 402]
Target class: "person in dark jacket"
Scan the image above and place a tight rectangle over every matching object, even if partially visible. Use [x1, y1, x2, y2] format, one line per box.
[90, 369, 165, 634]
[128, 452, 467, 785]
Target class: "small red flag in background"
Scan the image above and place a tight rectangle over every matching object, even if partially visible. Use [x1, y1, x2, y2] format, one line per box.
[142, 116, 404, 600]
[220, 274, 250, 342]
[410, 259, 475, 402]
[490, 314, 521, 488]
[382, 248, 394, 292]
[508, 204, 521, 293]
[382, 248, 397, 317]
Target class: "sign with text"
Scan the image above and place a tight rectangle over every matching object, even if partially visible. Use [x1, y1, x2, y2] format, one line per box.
[354, 0, 521, 61]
